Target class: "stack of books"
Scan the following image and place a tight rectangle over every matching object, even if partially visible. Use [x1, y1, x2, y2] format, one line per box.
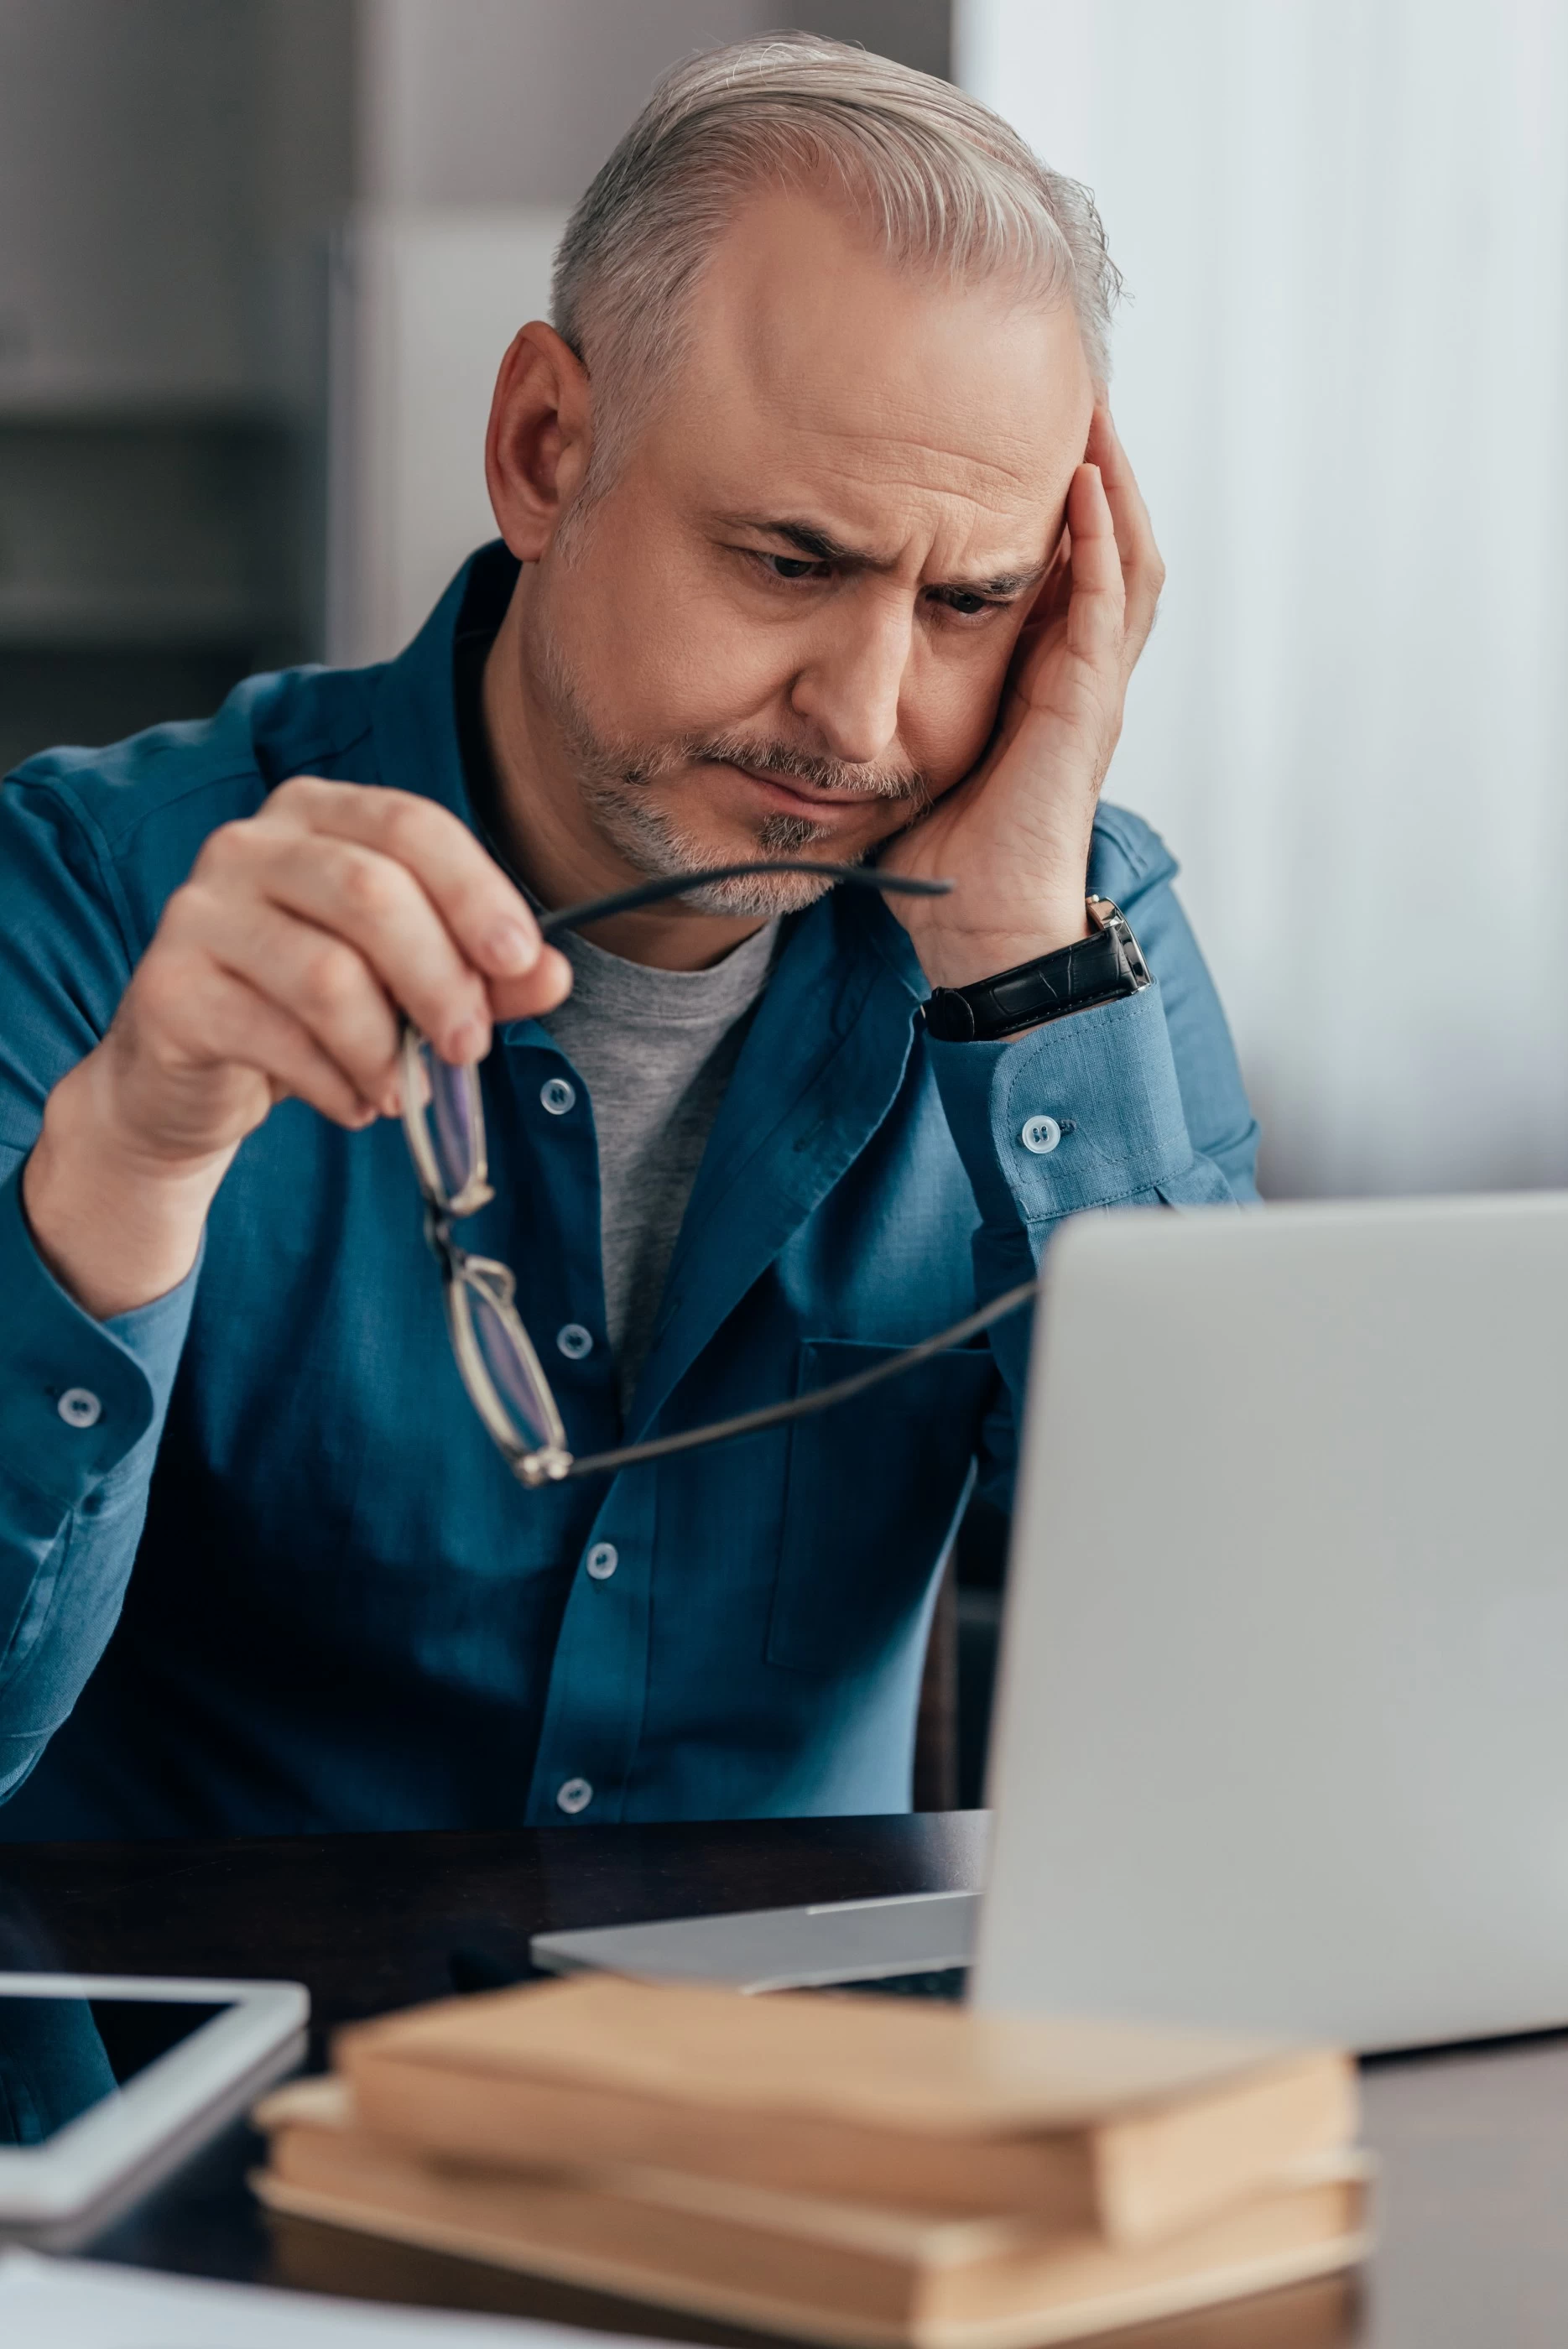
[253, 1976, 1371, 2346]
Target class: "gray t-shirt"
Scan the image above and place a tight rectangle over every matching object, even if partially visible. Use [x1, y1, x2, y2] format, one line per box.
[541, 919, 780, 1409]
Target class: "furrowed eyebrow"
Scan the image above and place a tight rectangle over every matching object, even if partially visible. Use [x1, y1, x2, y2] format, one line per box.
[945, 565, 1044, 600]
[723, 514, 1044, 602]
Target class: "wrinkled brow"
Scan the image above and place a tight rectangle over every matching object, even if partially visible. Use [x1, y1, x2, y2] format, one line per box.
[722, 513, 1047, 599]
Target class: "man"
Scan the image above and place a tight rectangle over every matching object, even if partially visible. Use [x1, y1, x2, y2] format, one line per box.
[0, 37, 1257, 1838]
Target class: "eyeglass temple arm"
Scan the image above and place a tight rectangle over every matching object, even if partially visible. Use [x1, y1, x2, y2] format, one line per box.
[399, 866, 947, 1047]
[561, 1276, 1038, 1482]
[538, 863, 952, 940]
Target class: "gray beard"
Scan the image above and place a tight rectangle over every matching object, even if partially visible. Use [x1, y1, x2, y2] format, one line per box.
[534, 632, 930, 919]
[581, 783, 834, 919]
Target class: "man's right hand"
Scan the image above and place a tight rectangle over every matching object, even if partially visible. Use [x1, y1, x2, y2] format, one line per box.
[22, 778, 572, 1320]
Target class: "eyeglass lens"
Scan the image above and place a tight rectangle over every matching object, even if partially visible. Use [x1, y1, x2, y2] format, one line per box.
[408, 862, 965, 1481]
[464, 1279, 560, 1453]
[411, 1036, 482, 1206]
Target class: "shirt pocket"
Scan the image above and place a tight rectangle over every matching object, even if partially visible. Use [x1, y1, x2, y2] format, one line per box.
[766, 1339, 1000, 1676]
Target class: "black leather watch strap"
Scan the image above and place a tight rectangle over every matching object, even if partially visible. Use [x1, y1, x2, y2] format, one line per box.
[923, 898, 1149, 1042]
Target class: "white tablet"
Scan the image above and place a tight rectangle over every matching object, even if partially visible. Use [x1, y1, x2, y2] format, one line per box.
[0, 1972, 309, 2247]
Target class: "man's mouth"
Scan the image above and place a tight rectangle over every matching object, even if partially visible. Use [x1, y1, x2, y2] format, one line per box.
[720, 760, 888, 817]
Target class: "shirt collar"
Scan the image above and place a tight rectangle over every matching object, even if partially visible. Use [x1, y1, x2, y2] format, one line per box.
[368, 541, 517, 831]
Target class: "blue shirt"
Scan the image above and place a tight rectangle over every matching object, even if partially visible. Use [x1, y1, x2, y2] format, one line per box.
[0, 549, 1259, 1839]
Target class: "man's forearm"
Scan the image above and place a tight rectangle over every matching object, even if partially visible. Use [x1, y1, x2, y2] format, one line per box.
[0, 1148, 199, 1800]
[22, 1053, 232, 1320]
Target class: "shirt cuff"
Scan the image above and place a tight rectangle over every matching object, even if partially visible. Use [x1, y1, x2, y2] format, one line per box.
[928, 980, 1199, 1230]
[0, 1156, 201, 1514]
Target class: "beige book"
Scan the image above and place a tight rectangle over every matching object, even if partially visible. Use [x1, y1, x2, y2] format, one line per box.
[253, 2079, 1371, 2349]
[334, 1974, 1357, 2247]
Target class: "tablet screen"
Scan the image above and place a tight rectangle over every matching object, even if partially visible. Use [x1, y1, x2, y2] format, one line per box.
[0, 1996, 231, 2148]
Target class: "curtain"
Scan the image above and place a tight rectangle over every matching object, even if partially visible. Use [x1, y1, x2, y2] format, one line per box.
[956, 0, 1568, 1197]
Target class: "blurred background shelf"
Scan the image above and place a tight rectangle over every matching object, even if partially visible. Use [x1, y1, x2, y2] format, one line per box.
[0, 605, 292, 648]
[0, 415, 296, 635]
[0, 644, 280, 779]
[0, 0, 354, 763]
[0, 404, 305, 769]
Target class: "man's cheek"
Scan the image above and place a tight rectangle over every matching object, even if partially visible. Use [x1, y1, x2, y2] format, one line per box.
[649, 620, 797, 736]
[591, 628, 722, 735]
[908, 691, 1009, 796]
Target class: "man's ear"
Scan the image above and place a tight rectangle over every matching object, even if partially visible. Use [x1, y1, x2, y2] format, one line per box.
[485, 321, 594, 561]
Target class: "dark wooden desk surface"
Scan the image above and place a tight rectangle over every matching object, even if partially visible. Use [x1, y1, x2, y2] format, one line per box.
[4, 1812, 1567, 2348]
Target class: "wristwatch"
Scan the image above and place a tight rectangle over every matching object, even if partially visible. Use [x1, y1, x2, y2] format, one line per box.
[922, 896, 1152, 1043]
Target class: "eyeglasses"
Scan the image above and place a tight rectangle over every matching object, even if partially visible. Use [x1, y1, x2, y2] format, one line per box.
[400, 862, 1037, 1486]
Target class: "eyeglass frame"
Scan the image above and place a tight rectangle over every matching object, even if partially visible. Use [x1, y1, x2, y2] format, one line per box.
[399, 860, 1037, 1487]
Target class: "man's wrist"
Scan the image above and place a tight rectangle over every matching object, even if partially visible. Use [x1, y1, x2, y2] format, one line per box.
[908, 906, 1093, 993]
[924, 898, 1150, 1044]
[22, 1055, 230, 1321]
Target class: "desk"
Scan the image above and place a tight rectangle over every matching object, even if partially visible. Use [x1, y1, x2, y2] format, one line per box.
[4, 1813, 1567, 2347]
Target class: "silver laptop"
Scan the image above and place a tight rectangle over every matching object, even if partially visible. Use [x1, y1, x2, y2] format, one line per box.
[533, 1192, 1568, 2052]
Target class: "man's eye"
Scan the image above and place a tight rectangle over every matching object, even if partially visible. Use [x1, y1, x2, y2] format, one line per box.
[760, 554, 830, 581]
[935, 590, 996, 618]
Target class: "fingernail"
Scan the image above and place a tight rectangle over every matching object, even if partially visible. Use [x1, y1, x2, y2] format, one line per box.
[446, 1017, 490, 1063]
[486, 920, 537, 974]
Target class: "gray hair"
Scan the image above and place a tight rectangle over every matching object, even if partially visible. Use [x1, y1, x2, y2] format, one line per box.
[550, 33, 1119, 498]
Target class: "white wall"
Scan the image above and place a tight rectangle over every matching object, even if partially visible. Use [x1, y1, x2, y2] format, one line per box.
[957, 0, 1568, 1201]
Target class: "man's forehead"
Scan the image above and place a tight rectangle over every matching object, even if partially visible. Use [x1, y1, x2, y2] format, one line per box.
[680, 394, 1072, 581]
[749, 398, 1063, 513]
[658, 188, 1092, 545]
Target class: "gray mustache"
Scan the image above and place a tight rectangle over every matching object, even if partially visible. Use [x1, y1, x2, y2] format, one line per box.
[695, 738, 929, 802]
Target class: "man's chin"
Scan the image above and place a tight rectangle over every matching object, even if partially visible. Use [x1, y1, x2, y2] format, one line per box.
[753, 810, 841, 855]
[680, 811, 875, 912]
[584, 779, 868, 915]
[678, 836, 848, 918]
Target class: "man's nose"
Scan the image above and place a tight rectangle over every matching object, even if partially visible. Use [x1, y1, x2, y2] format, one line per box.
[788, 591, 911, 768]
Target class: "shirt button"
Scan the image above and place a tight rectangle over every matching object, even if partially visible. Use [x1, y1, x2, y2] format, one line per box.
[586, 1541, 618, 1581]
[539, 1077, 576, 1116]
[57, 1388, 102, 1430]
[556, 1777, 593, 1815]
[556, 1323, 593, 1360]
[1019, 1114, 1062, 1155]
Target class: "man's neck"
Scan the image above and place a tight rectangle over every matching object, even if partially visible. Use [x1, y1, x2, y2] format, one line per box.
[477, 579, 773, 972]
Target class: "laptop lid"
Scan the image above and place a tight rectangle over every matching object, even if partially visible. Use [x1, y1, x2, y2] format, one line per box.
[974, 1192, 1568, 2052]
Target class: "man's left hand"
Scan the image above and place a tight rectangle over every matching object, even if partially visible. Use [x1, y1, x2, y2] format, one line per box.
[884, 406, 1165, 993]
